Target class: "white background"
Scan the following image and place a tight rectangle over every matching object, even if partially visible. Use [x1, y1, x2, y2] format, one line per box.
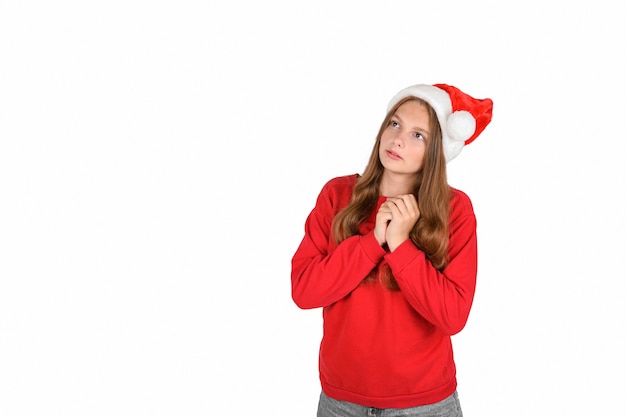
[1, 1, 625, 416]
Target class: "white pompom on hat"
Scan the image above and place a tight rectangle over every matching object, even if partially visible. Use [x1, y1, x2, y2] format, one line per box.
[386, 84, 493, 162]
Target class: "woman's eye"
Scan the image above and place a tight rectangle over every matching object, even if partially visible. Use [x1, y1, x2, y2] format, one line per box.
[414, 132, 424, 140]
[390, 121, 399, 128]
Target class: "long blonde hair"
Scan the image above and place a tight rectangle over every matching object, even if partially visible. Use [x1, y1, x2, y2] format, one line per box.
[331, 97, 451, 289]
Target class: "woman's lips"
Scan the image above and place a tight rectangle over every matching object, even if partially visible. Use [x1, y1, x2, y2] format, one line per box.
[386, 150, 402, 160]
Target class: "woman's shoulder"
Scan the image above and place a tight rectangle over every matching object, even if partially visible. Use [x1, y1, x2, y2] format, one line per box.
[449, 187, 475, 216]
[320, 173, 359, 193]
[314, 174, 359, 208]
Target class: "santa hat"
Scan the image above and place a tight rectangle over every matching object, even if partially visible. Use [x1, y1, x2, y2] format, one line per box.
[386, 84, 493, 162]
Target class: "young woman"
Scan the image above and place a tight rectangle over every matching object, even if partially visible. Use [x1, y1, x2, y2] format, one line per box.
[291, 83, 493, 416]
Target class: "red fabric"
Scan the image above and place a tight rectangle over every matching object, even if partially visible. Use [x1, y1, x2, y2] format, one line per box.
[434, 83, 493, 145]
[291, 174, 478, 408]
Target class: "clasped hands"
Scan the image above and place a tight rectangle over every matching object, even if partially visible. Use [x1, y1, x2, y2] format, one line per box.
[374, 194, 420, 252]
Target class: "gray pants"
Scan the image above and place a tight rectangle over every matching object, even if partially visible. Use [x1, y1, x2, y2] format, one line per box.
[317, 391, 463, 417]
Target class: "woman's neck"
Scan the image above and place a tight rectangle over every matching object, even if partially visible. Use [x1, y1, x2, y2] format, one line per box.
[379, 172, 416, 197]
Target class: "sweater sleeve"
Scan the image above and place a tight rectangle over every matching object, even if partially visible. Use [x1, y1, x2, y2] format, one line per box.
[385, 191, 478, 335]
[291, 181, 387, 310]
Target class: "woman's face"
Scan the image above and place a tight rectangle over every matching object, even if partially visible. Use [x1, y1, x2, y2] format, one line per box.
[379, 100, 430, 177]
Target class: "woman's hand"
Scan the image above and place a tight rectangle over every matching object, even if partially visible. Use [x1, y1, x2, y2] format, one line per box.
[374, 201, 393, 246]
[384, 194, 420, 252]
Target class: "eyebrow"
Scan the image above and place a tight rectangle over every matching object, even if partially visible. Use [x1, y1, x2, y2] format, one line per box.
[393, 113, 431, 137]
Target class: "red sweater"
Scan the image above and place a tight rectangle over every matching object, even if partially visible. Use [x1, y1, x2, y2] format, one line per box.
[291, 174, 478, 408]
